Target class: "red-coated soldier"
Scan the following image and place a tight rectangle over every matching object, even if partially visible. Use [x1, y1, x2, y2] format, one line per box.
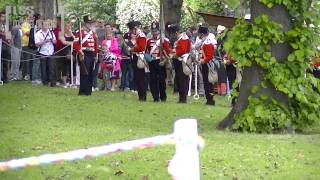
[168, 24, 191, 103]
[73, 15, 99, 96]
[127, 21, 148, 101]
[146, 22, 171, 102]
[198, 25, 215, 105]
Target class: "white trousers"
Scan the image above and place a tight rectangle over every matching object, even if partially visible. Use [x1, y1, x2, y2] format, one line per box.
[10, 47, 21, 79]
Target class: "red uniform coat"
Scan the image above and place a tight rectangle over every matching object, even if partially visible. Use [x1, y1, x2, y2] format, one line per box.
[52, 27, 62, 51]
[146, 37, 171, 59]
[73, 30, 99, 55]
[200, 38, 215, 64]
[223, 54, 236, 65]
[133, 31, 147, 53]
[174, 33, 191, 58]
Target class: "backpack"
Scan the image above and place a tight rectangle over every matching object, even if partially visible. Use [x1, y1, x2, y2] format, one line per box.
[28, 27, 37, 50]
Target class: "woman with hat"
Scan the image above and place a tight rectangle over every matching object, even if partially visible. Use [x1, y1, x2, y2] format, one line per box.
[169, 24, 191, 103]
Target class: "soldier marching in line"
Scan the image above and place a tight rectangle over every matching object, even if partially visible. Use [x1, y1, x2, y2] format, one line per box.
[168, 24, 191, 104]
[128, 21, 148, 101]
[197, 24, 215, 105]
[146, 22, 171, 102]
[74, 15, 99, 96]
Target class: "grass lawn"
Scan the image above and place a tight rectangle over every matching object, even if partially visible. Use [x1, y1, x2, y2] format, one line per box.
[0, 82, 319, 180]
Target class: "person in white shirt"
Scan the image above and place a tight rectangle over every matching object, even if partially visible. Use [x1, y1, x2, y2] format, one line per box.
[35, 20, 57, 86]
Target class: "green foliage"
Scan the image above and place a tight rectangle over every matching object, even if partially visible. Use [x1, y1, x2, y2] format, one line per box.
[224, 0, 320, 133]
[181, 0, 225, 29]
[0, 0, 29, 13]
[63, 0, 117, 23]
[224, 0, 241, 10]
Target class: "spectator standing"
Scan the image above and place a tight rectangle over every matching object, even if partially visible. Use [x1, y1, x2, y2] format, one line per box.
[119, 32, 135, 91]
[53, 16, 63, 84]
[100, 30, 121, 91]
[0, 12, 10, 83]
[59, 22, 75, 86]
[29, 13, 42, 85]
[93, 19, 106, 91]
[21, 15, 32, 81]
[35, 20, 57, 86]
[10, 22, 22, 81]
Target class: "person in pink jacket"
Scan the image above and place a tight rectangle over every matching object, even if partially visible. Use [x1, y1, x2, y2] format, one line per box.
[100, 31, 121, 91]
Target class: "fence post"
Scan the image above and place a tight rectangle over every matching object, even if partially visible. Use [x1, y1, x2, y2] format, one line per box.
[170, 119, 200, 180]
[70, 43, 74, 86]
[0, 39, 3, 85]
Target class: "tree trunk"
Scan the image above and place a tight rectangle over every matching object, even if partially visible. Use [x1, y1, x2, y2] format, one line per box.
[30, 0, 59, 19]
[218, 0, 293, 129]
[162, 0, 183, 25]
[235, 0, 249, 17]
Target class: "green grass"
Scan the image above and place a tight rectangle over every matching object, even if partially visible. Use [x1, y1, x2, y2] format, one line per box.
[0, 82, 319, 180]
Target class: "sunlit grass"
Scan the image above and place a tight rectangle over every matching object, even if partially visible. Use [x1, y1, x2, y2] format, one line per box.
[0, 82, 319, 179]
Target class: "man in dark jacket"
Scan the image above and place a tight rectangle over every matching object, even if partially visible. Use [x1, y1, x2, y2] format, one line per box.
[28, 13, 42, 85]
[0, 12, 9, 83]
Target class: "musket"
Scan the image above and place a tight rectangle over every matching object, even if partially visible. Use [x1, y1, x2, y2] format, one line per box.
[159, 0, 164, 63]
[78, 15, 88, 75]
[187, 6, 201, 100]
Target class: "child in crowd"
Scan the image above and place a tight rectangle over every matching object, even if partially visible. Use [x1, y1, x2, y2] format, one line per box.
[99, 33, 121, 91]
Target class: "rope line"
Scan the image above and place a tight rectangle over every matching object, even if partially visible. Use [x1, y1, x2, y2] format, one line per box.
[1, 56, 69, 62]
[0, 134, 175, 172]
[0, 117, 202, 180]
[1, 40, 71, 56]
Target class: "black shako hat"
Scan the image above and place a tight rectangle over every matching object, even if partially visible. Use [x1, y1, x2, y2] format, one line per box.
[127, 21, 136, 30]
[167, 24, 180, 33]
[151, 21, 159, 32]
[198, 25, 209, 34]
[33, 13, 40, 20]
[83, 15, 93, 23]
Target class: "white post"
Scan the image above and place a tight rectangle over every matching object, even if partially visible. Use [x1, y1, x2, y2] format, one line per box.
[75, 56, 80, 86]
[169, 119, 200, 180]
[5, 6, 10, 36]
[70, 43, 74, 86]
[188, 74, 192, 96]
[0, 39, 3, 85]
[60, 4, 64, 37]
[53, 0, 57, 16]
[193, 64, 199, 100]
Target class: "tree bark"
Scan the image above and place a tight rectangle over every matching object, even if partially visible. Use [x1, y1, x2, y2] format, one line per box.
[218, 0, 293, 129]
[162, 0, 183, 25]
[235, 0, 250, 17]
[30, 0, 59, 19]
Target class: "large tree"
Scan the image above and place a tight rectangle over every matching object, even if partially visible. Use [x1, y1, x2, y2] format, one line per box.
[218, 0, 320, 132]
[163, 0, 183, 24]
[30, 0, 60, 19]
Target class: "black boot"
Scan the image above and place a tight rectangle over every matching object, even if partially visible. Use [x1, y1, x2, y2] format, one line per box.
[231, 97, 237, 106]
[206, 98, 215, 106]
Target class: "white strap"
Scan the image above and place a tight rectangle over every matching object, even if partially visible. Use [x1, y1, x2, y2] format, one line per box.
[81, 30, 93, 45]
[178, 54, 189, 63]
[150, 39, 160, 55]
[138, 54, 145, 61]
